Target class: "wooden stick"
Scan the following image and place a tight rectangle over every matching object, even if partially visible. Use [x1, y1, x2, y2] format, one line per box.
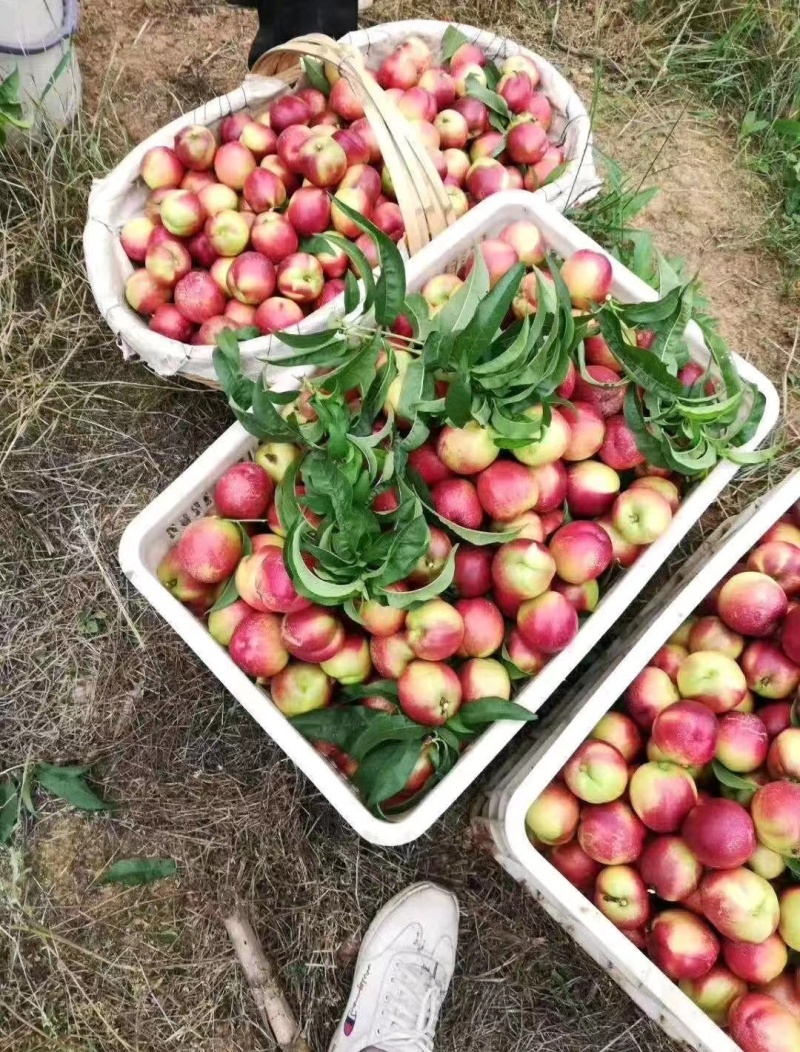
[224, 907, 315, 1052]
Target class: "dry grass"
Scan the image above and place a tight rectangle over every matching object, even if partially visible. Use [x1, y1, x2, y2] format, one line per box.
[1, 1, 799, 1051]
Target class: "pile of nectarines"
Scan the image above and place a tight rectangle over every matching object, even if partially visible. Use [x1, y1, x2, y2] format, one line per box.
[157, 292, 685, 808]
[119, 30, 566, 346]
[525, 508, 800, 1052]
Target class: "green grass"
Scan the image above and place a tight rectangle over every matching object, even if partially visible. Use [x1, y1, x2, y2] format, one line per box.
[570, 161, 719, 328]
[648, 0, 800, 279]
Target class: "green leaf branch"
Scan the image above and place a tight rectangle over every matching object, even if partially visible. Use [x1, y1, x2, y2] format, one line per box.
[290, 697, 535, 814]
[213, 192, 768, 611]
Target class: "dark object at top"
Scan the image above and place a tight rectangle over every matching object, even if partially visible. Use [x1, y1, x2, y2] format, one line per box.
[227, 0, 358, 69]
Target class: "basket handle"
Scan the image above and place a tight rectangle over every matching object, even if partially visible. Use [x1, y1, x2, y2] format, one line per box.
[252, 34, 455, 255]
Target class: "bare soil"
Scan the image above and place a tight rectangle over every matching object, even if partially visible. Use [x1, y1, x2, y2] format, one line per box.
[1, 1, 798, 1050]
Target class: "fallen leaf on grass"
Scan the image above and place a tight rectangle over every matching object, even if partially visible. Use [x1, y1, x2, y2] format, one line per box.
[0, 776, 19, 844]
[34, 764, 111, 811]
[101, 858, 177, 886]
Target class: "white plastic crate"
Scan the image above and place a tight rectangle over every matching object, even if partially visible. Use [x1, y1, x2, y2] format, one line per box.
[476, 470, 800, 1052]
[118, 193, 779, 847]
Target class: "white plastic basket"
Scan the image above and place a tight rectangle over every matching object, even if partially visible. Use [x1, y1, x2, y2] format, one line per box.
[118, 193, 778, 847]
[85, 20, 598, 385]
[476, 470, 800, 1052]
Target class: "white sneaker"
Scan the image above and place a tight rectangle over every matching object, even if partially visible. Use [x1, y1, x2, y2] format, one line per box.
[328, 882, 459, 1052]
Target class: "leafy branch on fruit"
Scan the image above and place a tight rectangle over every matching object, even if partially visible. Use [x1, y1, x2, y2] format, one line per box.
[214, 197, 770, 616]
[290, 695, 536, 813]
[207, 199, 772, 815]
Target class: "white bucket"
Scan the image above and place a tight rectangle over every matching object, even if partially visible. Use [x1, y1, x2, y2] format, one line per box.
[0, 0, 81, 127]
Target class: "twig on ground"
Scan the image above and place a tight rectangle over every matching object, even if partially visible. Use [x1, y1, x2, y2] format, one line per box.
[223, 906, 315, 1052]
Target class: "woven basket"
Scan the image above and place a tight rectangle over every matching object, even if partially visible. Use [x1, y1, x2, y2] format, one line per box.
[85, 35, 454, 387]
[85, 22, 598, 387]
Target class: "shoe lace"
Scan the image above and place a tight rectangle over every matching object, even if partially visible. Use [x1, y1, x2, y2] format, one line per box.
[374, 954, 445, 1052]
